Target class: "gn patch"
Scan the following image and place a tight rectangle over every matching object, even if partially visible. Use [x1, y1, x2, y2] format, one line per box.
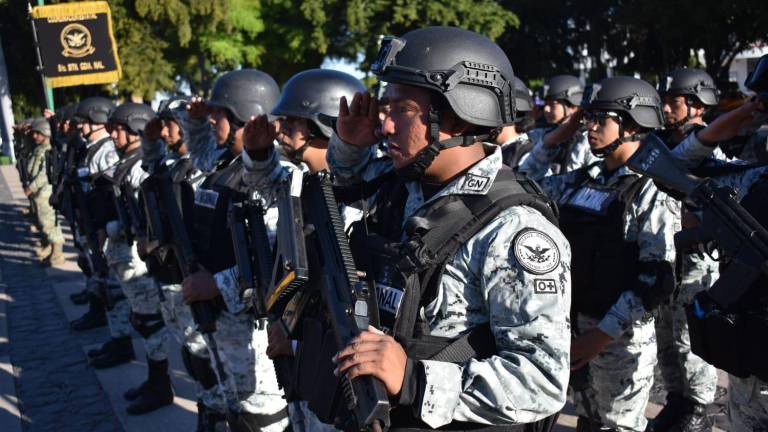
[533, 279, 557, 294]
[513, 228, 561, 275]
[194, 188, 219, 209]
[461, 173, 490, 192]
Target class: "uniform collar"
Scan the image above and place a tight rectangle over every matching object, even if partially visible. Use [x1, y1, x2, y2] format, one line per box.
[584, 161, 635, 185]
[410, 143, 502, 208]
[500, 133, 529, 147]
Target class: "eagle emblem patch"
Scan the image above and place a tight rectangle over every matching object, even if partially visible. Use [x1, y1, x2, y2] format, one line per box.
[513, 229, 560, 275]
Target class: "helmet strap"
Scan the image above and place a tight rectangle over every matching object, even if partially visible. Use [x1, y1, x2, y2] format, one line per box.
[591, 118, 647, 158]
[395, 97, 490, 181]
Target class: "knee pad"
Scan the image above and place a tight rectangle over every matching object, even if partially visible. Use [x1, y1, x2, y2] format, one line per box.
[129, 311, 165, 338]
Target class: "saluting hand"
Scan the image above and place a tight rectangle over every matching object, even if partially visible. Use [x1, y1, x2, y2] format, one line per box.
[243, 114, 277, 155]
[337, 92, 382, 147]
[334, 326, 407, 396]
[186, 96, 208, 120]
[143, 118, 163, 141]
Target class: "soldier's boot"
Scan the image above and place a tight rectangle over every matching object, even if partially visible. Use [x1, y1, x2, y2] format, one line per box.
[35, 242, 52, 259]
[648, 392, 685, 431]
[70, 297, 107, 331]
[668, 400, 713, 432]
[196, 401, 227, 432]
[90, 336, 135, 369]
[70, 288, 90, 305]
[46, 243, 65, 267]
[125, 358, 174, 415]
[88, 337, 122, 359]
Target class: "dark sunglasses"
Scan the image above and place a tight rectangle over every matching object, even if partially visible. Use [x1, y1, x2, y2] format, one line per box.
[583, 111, 622, 127]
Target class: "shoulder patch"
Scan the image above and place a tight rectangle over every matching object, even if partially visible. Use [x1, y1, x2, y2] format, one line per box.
[461, 173, 490, 192]
[513, 228, 561, 275]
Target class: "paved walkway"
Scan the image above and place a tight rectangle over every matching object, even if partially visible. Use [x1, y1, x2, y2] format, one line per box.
[0, 163, 732, 431]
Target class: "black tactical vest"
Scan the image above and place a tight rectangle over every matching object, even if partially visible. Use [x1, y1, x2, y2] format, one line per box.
[347, 167, 560, 431]
[190, 158, 244, 275]
[501, 137, 534, 170]
[84, 137, 117, 230]
[111, 149, 143, 240]
[558, 165, 650, 318]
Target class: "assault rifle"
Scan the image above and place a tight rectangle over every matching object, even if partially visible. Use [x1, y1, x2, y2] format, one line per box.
[228, 194, 295, 395]
[626, 134, 768, 310]
[268, 170, 390, 432]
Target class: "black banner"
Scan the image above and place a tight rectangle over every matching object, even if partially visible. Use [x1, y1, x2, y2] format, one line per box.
[31, 2, 121, 88]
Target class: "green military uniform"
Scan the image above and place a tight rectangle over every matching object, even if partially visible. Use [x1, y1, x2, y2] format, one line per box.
[27, 138, 64, 248]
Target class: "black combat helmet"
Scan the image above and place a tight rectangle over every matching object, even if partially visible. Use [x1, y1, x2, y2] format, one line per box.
[658, 68, 719, 106]
[745, 54, 768, 93]
[513, 76, 534, 114]
[272, 69, 367, 138]
[157, 97, 188, 121]
[582, 76, 663, 157]
[109, 102, 156, 135]
[207, 69, 280, 124]
[74, 96, 115, 124]
[372, 26, 515, 128]
[371, 26, 515, 178]
[55, 103, 77, 123]
[542, 75, 584, 106]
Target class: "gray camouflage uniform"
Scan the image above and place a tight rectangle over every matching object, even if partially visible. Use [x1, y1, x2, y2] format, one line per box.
[327, 134, 572, 428]
[106, 155, 170, 361]
[82, 137, 132, 339]
[654, 127, 721, 406]
[521, 139, 680, 431]
[187, 121, 289, 432]
[522, 128, 599, 175]
[673, 131, 768, 430]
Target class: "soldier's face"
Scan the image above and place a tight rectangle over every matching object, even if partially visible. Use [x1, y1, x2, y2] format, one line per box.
[31, 131, 46, 144]
[161, 119, 182, 146]
[276, 117, 311, 153]
[585, 110, 622, 149]
[109, 124, 131, 148]
[209, 107, 230, 145]
[663, 95, 688, 125]
[380, 84, 431, 169]
[543, 99, 566, 124]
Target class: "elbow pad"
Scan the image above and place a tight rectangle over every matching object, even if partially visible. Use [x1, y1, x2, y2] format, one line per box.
[634, 260, 676, 311]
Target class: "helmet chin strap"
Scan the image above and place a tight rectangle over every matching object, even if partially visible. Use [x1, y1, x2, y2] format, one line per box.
[590, 120, 647, 158]
[395, 99, 489, 181]
[84, 124, 105, 141]
[664, 98, 692, 131]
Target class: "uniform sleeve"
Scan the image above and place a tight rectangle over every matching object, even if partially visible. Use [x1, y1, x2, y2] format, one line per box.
[413, 207, 571, 427]
[326, 133, 392, 185]
[714, 165, 768, 201]
[89, 141, 119, 174]
[213, 265, 247, 314]
[671, 131, 717, 168]
[517, 134, 559, 181]
[27, 148, 48, 193]
[185, 116, 227, 173]
[565, 132, 599, 172]
[241, 147, 290, 191]
[597, 183, 679, 338]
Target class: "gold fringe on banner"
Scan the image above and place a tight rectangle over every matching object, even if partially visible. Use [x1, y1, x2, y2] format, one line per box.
[31, 1, 122, 88]
[30, 1, 109, 19]
[48, 71, 121, 88]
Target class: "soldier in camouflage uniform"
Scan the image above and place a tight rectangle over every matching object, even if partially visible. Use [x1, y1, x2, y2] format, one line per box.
[523, 74, 598, 175]
[140, 101, 230, 431]
[23, 118, 66, 266]
[105, 103, 173, 415]
[522, 77, 679, 432]
[650, 68, 722, 432]
[322, 27, 570, 430]
[496, 77, 543, 169]
[181, 70, 290, 432]
[669, 99, 768, 432]
[246, 68, 369, 432]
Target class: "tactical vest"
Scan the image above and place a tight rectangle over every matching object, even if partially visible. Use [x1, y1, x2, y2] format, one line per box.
[346, 168, 560, 431]
[558, 164, 650, 318]
[501, 137, 534, 170]
[190, 158, 244, 275]
[687, 174, 768, 381]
